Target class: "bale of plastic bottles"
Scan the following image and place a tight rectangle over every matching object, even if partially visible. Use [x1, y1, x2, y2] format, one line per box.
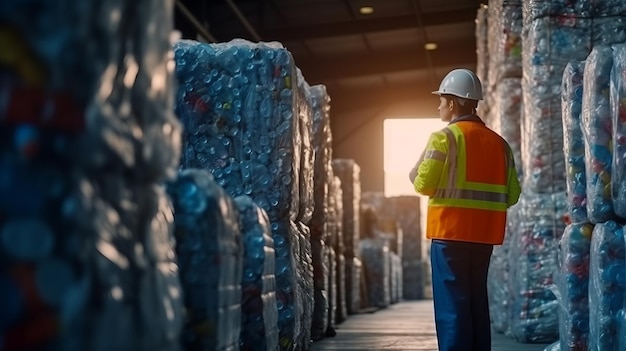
[326, 246, 337, 334]
[332, 159, 362, 314]
[360, 193, 422, 300]
[610, 43, 626, 218]
[309, 84, 333, 242]
[310, 237, 329, 341]
[332, 159, 361, 259]
[295, 223, 314, 350]
[0, 1, 184, 350]
[582, 45, 615, 224]
[521, 1, 626, 194]
[309, 84, 333, 341]
[173, 38, 301, 221]
[330, 176, 348, 323]
[557, 222, 592, 351]
[475, 4, 489, 90]
[345, 256, 363, 313]
[173, 38, 316, 350]
[296, 70, 314, 226]
[235, 195, 279, 351]
[494, 78, 523, 179]
[523, 0, 626, 20]
[360, 192, 406, 259]
[167, 169, 243, 351]
[271, 219, 302, 350]
[389, 253, 402, 304]
[488, 202, 520, 335]
[360, 239, 391, 308]
[589, 221, 626, 351]
[562, 60, 587, 224]
[487, 0, 523, 83]
[509, 191, 567, 343]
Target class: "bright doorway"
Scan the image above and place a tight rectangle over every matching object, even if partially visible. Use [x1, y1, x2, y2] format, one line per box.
[383, 118, 444, 196]
[383, 117, 444, 269]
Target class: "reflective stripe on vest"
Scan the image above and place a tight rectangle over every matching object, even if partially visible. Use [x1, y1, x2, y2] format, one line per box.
[434, 188, 508, 203]
[424, 149, 446, 162]
[441, 128, 457, 190]
[433, 126, 508, 208]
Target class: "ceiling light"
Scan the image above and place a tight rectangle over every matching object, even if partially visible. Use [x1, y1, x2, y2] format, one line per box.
[424, 42, 438, 51]
[359, 6, 374, 15]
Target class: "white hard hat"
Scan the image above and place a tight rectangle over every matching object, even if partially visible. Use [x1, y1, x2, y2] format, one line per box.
[432, 68, 483, 101]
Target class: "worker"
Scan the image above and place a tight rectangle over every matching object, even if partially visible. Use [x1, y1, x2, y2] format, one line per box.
[408, 68, 521, 351]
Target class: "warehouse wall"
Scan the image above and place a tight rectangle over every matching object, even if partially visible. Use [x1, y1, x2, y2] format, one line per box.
[330, 90, 444, 192]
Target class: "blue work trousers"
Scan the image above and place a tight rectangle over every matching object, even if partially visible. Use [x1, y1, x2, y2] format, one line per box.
[430, 239, 494, 351]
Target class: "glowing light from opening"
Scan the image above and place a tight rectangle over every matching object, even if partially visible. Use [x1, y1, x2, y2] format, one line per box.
[384, 118, 443, 196]
[384, 117, 443, 262]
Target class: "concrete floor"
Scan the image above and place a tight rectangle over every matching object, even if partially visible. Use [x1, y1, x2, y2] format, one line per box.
[310, 300, 553, 351]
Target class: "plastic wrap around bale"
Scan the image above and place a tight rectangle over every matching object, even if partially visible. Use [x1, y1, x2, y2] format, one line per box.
[174, 39, 301, 221]
[509, 191, 567, 343]
[611, 44, 626, 218]
[310, 237, 329, 341]
[335, 253, 348, 324]
[589, 221, 625, 351]
[582, 45, 615, 224]
[295, 223, 314, 350]
[521, 13, 626, 193]
[326, 246, 337, 334]
[234, 195, 279, 351]
[0, 1, 183, 350]
[475, 4, 489, 89]
[359, 238, 391, 308]
[390, 253, 403, 304]
[488, 202, 521, 335]
[562, 61, 588, 224]
[495, 78, 523, 179]
[271, 220, 301, 351]
[167, 169, 242, 351]
[487, 0, 523, 83]
[360, 192, 407, 259]
[331, 177, 348, 323]
[296, 70, 314, 225]
[558, 222, 593, 351]
[358, 195, 425, 301]
[523, 0, 626, 21]
[310, 84, 332, 242]
[2, 180, 185, 351]
[326, 176, 341, 251]
[332, 159, 361, 314]
[346, 256, 363, 313]
[86, 184, 184, 351]
[332, 159, 361, 258]
[0, 0, 181, 182]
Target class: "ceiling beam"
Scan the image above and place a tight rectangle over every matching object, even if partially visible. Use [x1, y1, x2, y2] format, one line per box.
[261, 8, 477, 41]
[296, 39, 476, 83]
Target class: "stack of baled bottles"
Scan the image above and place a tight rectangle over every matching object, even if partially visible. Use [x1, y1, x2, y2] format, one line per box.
[483, 1, 524, 336]
[503, 0, 626, 344]
[0, 1, 185, 350]
[172, 38, 321, 350]
[560, 40, 626, 350]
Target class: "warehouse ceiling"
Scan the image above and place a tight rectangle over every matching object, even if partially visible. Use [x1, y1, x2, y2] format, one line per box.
[174, 0, 483, 140]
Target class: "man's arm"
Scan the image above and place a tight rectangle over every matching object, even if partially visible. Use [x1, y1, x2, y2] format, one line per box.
[412, 131, 448, 196]
[408, 151, 426, 183]
[505, 146, 521, 207]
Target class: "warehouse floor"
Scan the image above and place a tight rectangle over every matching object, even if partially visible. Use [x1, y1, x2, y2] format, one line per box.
[310, 300, 553, 351]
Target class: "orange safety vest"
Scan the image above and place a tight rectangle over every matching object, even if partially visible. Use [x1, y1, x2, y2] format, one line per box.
[413, 115, 521, 245]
